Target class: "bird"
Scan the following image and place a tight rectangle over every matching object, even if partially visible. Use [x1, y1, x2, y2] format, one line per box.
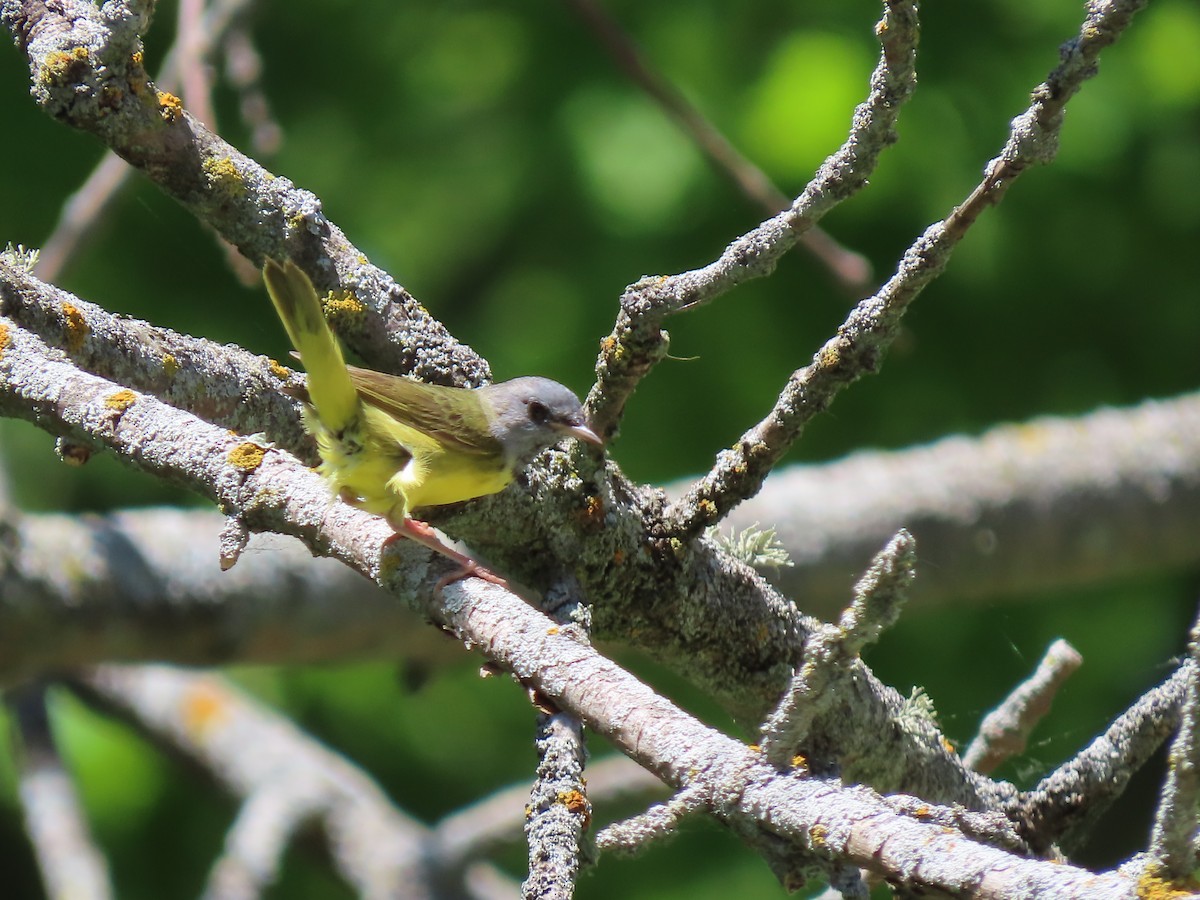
[262, 258, 602, 586]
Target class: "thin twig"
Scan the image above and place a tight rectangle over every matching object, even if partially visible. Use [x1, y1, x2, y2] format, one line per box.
[564, 0, 872, 294]
[595, 784, 707, 855]
[963, 639, 1083, 775]
[662, 0, 1150, 540]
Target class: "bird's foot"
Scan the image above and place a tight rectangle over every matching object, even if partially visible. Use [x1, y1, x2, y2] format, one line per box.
[388, 518, 509, 594]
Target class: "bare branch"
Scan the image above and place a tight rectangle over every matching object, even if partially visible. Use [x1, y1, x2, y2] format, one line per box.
[8, 682, 113, 900]
[586, 0, 918, 437]
[563, 0, 872, 294]
[964, 639, 1083, 775]
[663, 0, 1152, 540]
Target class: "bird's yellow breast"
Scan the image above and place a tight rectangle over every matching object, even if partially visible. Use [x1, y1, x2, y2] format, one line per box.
[305, 403, 511, 524]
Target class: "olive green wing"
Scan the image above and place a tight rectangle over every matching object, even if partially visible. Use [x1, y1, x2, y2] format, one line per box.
[345, 365, 505, 458]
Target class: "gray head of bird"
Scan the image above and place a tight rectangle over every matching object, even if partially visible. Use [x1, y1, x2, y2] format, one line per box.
[481, 376, 603, 469]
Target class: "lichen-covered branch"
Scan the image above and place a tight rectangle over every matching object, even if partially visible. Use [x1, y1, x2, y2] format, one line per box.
[521, 709, 590, 900]
[662, 0, 1150, 540]
[1, 0, 486, 387]
[427, 569, 1137, 897]
[1012, 661, 1189, 853]
[759, 531, 915, 768]
[585, 0, 918, 438]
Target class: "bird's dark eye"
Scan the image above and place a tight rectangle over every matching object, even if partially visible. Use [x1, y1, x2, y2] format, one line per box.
[528, 399, 550, 425]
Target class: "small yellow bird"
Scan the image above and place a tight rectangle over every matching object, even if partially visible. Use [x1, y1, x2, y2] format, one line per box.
[262, 259, 602, 583]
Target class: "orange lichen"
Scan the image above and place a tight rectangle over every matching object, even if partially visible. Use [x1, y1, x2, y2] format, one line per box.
[182, 681, 230, 737]
[104, 389, 137, 411]
[267, 358, 291, 381]
[227, 442, 267, 472]
[557, 789, 592, 828]
[61, 301, 89, 352]
[156, 89, 183, 123]
[0, 323, 9, 355]
[38, 46, 90, 86]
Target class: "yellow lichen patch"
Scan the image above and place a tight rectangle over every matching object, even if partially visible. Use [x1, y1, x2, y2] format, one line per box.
[808, 824, 829, 850]
[104, 389, 137, 411]
[791, 754, 807, 770]
[202, 155, 247, 200]
[182, 680, 230, 738]
[227, 442, 267, 472]
[0, 322, 9, 356]
[162, 353, 180, 378]
[547, 625, 559, 635]
[267, 358, 291, 381]
[61, 301, 89, 352]
[940, 736, 957, 754]
[156, 89, 183, 123]
[697, 498, 718, 521]
[1137, 868, 1200, 900]
[321, 289, 364, 325]
[131, 50, 144, 68]
[38, 46, 90, 86]
[817, 343, 841, 369]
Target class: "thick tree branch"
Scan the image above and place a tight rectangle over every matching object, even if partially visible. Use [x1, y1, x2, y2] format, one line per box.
[1, 0, 487, 387]
[722, 391, 1200, 617]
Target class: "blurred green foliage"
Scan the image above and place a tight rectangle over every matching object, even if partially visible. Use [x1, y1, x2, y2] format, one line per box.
[1, 0, 1198, 895]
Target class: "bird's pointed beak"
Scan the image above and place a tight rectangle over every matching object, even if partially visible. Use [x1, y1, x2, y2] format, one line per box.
[557, 421, 604, 447]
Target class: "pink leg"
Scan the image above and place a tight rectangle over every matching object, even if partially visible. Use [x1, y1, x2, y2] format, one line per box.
[388, 518, 509, 593]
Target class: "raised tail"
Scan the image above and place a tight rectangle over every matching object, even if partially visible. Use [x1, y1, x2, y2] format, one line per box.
[262, 259, 359, 434]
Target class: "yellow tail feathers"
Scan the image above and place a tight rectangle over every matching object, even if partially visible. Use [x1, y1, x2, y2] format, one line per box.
[262, 259, 359, 435]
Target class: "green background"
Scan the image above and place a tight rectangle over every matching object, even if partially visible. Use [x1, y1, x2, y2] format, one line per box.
[1, 0, 1198, 895]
